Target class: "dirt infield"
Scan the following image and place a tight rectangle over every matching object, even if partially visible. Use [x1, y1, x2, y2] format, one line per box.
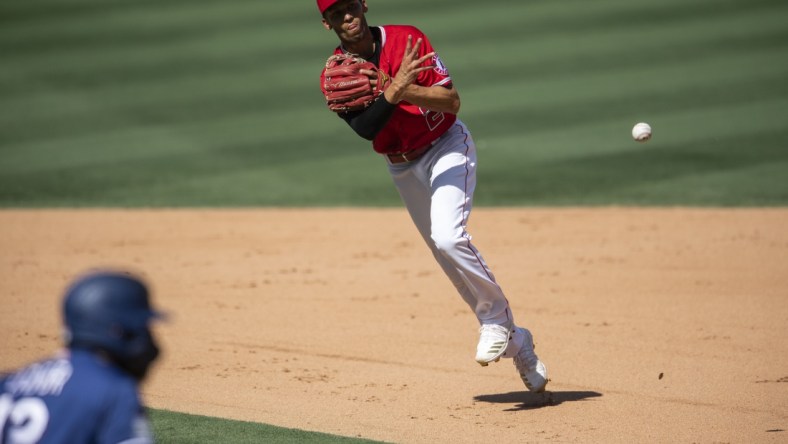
[1, 208, 787, 443]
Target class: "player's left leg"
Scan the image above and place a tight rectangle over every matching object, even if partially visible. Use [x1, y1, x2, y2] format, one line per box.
[425, 122, 512, 327]
[424, 122, 548, 389]
[423, 121, 523, 366]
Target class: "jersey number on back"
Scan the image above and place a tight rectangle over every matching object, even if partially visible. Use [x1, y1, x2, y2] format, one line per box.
[0, 394, 49, 444]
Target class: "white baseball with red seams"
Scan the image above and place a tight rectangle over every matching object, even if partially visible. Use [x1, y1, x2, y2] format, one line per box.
[632, 122, 652, 142]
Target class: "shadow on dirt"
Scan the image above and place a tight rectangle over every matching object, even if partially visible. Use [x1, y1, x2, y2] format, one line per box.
[473, 390, 602, 411]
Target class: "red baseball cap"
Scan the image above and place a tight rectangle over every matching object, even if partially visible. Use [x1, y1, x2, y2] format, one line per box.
[317, 0, 340, 14]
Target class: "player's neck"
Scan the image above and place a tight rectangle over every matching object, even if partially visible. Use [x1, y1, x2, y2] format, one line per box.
[342, 41, 375, 59]
[340, 27, 375, 59]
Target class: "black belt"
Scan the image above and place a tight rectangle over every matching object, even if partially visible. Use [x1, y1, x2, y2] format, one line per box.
[385, 133, 445, 164]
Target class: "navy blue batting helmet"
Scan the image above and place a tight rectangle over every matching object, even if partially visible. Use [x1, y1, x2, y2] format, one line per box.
[63, 270, 165, 379]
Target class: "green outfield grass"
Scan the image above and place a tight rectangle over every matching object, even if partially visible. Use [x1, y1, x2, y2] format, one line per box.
[1, 0, 786, 207]
[2, 0, 788, 442]
[149, 409, 386, 444]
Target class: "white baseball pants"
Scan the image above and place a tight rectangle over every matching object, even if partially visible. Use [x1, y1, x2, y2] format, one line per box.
[387, 120, 513, 327]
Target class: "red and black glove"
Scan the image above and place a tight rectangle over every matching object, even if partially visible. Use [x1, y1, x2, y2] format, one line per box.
[323, 54, 390, 113]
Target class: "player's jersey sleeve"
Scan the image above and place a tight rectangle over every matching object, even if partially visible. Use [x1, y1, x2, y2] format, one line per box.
[411, 28, 452, 89]
[380, 25, 452, 90]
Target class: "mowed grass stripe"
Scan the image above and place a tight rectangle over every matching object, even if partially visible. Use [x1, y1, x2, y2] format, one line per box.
[0, 0, 302, 53]
[0, 61, 329, 147]
[463, 50, 788, 122]
[0, 3, 327, 149]
[481, 123, 788, 206]
[1, 0, 787, 208]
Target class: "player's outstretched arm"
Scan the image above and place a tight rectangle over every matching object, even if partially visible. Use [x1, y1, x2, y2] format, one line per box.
[398, 84, 460, 114]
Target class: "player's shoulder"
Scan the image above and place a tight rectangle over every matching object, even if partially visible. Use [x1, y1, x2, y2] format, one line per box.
[378, 25, 431, 51]
[379, 24, 427, 40]
[1, 352, 72, 393]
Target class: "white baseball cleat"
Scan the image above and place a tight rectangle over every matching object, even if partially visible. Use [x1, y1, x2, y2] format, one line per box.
[475, 324, 512, 366]
[512, 327, 548, 392]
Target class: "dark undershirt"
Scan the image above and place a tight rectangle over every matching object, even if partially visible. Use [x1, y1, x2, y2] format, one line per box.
[339, 27, 396, 140]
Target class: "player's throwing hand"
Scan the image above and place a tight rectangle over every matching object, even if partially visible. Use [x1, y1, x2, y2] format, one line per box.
[385, 35, 435, 104]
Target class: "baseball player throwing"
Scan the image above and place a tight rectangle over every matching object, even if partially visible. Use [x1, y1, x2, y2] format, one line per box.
[0, 271, 164, 443]
[317, 0, 548, 392]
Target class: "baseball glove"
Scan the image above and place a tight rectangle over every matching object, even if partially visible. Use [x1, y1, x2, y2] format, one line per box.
[323, 54, 390, 113]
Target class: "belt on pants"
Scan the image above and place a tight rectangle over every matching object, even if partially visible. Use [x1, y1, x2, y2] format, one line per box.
[385, 134, 445, 164]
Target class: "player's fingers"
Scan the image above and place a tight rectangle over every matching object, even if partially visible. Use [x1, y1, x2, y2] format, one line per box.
[404, 36, 423, 62]
[411, 65, 433, 76]
[412, 38, 423, 55]
[407, 39, 423, 63]
[415, 51, 435, 66]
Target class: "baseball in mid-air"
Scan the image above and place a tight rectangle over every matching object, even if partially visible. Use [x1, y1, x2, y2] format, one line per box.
[632, 122, 652, 142]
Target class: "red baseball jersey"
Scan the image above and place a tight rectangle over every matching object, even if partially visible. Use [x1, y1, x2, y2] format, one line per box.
[321, 25, 457, 154]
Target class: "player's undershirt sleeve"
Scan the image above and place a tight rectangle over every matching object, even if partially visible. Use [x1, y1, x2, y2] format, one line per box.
[340, 96, 397, 140]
